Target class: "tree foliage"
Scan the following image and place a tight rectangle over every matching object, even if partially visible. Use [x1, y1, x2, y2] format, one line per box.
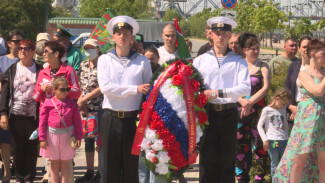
[52, 6, 74, 17]
[162, 9, 183, 22]
[285, 18, 314, 40]
[79, 0, 155, 19]
[0, 0, 53, 40]
[180, 8, 220, 38]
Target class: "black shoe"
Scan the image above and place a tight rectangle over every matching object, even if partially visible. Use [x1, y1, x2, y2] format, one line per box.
[90, 171, 100, 183]
[75, 170, 94, 183]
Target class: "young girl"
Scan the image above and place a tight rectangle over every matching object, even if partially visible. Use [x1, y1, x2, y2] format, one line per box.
[257, 88, 291, 182]
[39, 77, 83, 183]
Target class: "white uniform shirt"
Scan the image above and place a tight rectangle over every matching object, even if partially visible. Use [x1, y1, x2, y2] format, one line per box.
[193, 50, 251, 104]
[157, 46, 178, 65]
[257, 106, 289, 142]
[97, 50, 152, 111]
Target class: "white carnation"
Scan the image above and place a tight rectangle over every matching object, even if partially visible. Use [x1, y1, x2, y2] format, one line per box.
[145, 128, 157, 141]
[145, 151, 156, 162]
[155, 162, 169, 175]
[157, 151, 170, 164]
[141, 138, 151, 150]
[151, 139, 164, 151]
[196, 126, 203, 143]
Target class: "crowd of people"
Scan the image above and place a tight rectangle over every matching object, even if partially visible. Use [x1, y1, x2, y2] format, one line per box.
[0, 14, 323, 183]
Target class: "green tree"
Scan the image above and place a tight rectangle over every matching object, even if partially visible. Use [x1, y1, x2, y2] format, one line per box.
[52, 6, 74, 17]
[162, 9, 183, 21]
[0, 0, 53, 40]
[253, 0, 287, 48]
[233, 0, 258, 32]
[179, 8, 220, 38]
[285, 18, 314, 39]
[79, 0, 155, 19]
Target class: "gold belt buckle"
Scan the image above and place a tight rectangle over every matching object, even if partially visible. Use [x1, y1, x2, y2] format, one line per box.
[118, 111, 124, 119]
[215, 104, 223, 111]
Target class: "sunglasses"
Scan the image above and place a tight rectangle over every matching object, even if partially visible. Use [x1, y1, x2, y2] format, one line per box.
[10, 40, 22, 44]
[56, 87, 71, 92]
[18, 47, 31, 51]
[43, 49, 52, 54]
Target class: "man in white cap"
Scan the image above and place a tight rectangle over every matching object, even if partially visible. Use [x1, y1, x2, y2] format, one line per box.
[97, 15, 152, 183]
[193, 17, 251, 183]
[34, 32, 52, 65]
[157, 23, 178, 65]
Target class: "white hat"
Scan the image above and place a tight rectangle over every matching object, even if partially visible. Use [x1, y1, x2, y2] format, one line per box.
[107, 15, 139, 36]
[207, 17, 237, 31]
[36, 33, 51, 42]
[84, 38, 99, 47]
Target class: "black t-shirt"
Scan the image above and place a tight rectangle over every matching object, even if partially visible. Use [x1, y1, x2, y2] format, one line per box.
[197, 42, 213, 57]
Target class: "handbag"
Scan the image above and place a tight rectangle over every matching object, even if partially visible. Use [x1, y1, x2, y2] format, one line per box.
[51, 98, 78, 149]
[81, 112, 99, 139]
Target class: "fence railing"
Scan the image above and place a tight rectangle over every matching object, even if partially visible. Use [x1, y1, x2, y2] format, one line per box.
[190, 52, 278, 63]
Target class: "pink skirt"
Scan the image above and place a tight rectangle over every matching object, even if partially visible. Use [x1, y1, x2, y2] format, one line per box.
[40, 131, 75, 160]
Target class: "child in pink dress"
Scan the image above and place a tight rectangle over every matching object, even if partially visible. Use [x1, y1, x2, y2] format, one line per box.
[39, 77, 82, 183]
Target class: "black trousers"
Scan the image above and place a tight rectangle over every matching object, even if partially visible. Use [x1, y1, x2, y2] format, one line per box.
[100, 109, 139, 183]
[9, 114, 39, 182]
[199, 108, 239, 183]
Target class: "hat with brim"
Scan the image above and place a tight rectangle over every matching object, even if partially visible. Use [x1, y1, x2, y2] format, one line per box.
[107, 16, 139, 36]
[37, 33, 52, 42]
[207, 17, 237, 32]
[54, 24, 75, 38]
[84, 38, 99, 47]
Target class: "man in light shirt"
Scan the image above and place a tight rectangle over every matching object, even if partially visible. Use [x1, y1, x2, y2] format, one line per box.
[157, 24, 178, 65]
[97, 15, 152, 183]
[193, 17, 251, 183]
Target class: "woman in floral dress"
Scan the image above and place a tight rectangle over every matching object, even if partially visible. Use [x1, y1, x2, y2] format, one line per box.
[274, 39, 325, 182]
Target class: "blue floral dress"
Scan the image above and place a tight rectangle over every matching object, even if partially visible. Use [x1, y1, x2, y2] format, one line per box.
[273, 71, 325, 182]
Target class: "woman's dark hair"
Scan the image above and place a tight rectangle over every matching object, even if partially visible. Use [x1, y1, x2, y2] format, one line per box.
[307, 39, 325, 58]
[144, 46, 160, 59]
[44, 41, 65, 61]
[238, 33, 259, 49]
[5, 30, 23, 43]
[298, 36, 312, 48]
[19, 39, 35, 51]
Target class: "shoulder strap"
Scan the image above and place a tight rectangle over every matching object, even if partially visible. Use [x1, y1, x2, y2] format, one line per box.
[51, 98, 70, 133]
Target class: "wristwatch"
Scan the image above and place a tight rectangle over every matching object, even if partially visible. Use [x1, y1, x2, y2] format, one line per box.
[211, 90, 217, 99]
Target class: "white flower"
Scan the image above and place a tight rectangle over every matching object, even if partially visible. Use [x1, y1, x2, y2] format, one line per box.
[151, 139, 164, 151]
[157, 151, 170, 164]
[141, 138, 151, 150]
[196, 126, 203, 143]
[145, 128, 157, 141]
[155, 162, 169, 175]
[145, 151, 156, 162]
[160, 78, 189, 130]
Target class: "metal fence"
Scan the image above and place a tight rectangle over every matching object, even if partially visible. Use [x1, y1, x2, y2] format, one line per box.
[190, 52, 278, 63]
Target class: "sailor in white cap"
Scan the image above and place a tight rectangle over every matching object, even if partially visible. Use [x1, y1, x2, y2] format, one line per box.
[97, 15, 152, 183]
[193, 17, 251, 183]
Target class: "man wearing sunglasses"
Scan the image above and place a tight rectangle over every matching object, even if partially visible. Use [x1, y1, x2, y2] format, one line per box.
[97, 15, 152, 183]
[53, 24, 83, 71]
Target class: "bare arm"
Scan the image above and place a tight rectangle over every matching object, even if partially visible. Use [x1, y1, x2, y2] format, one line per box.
[77, 88, 102, 106]
[299, 71, 325, 96]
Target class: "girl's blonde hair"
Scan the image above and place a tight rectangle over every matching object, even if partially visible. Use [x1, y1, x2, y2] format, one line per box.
[269, 88, 292, 104]
[52, 76, 68, 88]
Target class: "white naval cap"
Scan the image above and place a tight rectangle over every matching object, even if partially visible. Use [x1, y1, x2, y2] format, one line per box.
[207, 17, 237, 31]
[107, 15, 139, 35]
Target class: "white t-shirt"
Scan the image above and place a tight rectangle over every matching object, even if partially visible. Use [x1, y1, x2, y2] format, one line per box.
[12, 62, 37, 116]
[257, 106, 289, 142]
[157, 46, 178, 65]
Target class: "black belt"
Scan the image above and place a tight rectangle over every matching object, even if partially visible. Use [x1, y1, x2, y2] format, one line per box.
[105, 109, 138, 119]
[209, 103, 237, 111]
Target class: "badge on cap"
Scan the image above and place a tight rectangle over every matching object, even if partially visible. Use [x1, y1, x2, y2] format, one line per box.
[217, 23, 224, 28]
[107, 16, 139, 36]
